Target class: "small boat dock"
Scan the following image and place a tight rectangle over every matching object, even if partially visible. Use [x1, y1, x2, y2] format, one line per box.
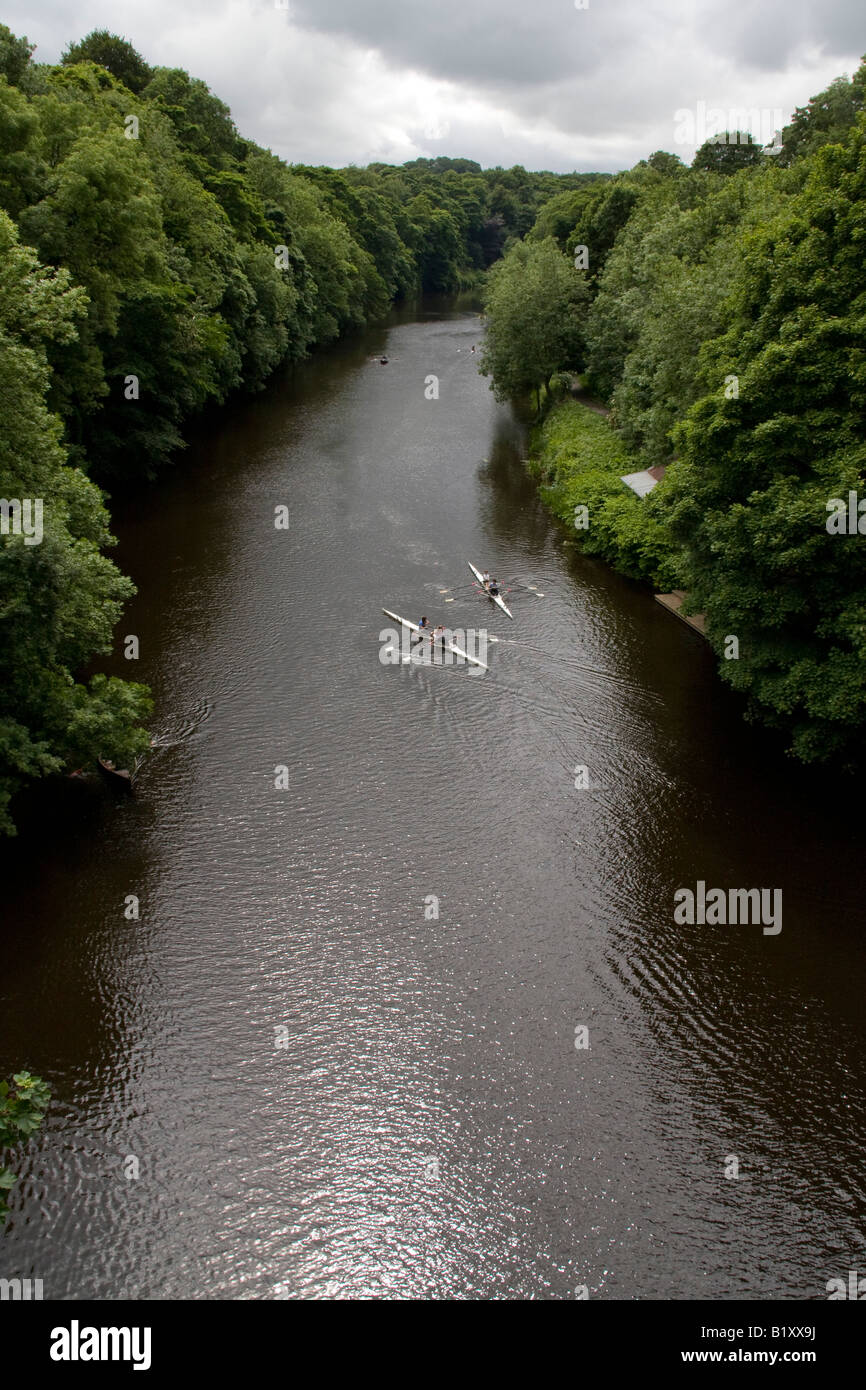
[654, 590, 707, 637]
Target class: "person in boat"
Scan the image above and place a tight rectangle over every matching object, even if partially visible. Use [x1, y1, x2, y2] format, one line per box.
[411, 616, 429, 646]
[432, 623, 447, 649]
[488, 578, 500, 596]
[379, 356, 388, 364]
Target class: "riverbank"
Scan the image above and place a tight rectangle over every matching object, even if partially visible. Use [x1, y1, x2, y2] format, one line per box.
[526, 395, 680, 591]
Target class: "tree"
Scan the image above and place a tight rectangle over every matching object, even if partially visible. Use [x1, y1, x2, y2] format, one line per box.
[0, 22, 34, 88]
[142, 67, 240, 168]
[778, 61, 866, 166]
[0, 1072, 50, 1222]
[20, 128, 166, 337]
[0, 213, 151, 831]
[660, 116, 866, 762]
[61, 30, 153, 94]
[647, 150, 685, 175]
[604, 169, 789, 463]
[0, 75, 40, 218]
[580, 177, 674, 401]
[529, 186, 603, 248]
[692, 131, 765, 173]
[566, 178, 640, 287]
[405, 193, 464, 291]
[479, 237, 589, 413]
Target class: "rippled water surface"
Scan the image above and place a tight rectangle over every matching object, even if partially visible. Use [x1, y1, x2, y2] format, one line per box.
[2, 297, 865, 1299]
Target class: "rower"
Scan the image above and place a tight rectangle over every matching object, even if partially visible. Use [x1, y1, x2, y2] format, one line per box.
[429, 624, 446, 659]
[488, 578, 500, 596]
[411, 616, 429, 646]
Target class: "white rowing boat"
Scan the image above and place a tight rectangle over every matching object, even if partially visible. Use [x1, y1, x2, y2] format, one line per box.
[382, 609, 488, 669]
[468, 561, 513, 619]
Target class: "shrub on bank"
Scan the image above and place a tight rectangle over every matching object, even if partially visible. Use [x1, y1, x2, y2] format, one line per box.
[528, 399, 680, 589]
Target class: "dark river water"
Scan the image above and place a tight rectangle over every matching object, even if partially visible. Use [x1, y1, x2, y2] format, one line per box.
[2, 296, 865, 1300]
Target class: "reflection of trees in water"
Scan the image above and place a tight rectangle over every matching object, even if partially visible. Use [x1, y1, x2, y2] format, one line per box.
[475, 411, 553, 554]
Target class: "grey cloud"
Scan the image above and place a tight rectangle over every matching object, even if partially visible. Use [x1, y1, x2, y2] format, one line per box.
[290, 0, 864, 87]
[1, 0, 863, 172]
[289, 0, 628, 88]
[714, 0, 865, 71]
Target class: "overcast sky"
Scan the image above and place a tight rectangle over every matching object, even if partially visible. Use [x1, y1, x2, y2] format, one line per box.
[4, 0, 864, 171]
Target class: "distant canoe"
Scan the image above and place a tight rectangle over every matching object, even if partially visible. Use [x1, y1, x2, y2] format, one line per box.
[96, 758, 133, 791]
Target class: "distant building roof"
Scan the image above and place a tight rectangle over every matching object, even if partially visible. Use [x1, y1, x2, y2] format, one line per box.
[620, 465, 667, 497]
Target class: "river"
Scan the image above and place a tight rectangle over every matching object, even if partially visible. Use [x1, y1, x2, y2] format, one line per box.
[2, 295, 865, 1300]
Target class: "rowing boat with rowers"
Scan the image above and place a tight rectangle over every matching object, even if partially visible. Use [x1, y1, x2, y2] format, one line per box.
[468, 562, 513, 619]
[96, 757, 134, 791]
[382, 609, 488, 669]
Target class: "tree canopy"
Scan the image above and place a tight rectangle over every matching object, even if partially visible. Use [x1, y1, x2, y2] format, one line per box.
[0, 25, 589, 827]
[512, 58, 866, 765]
[692, 131, 766, 173]
[4, 22, 865, 828]
[61, 30, 153, 94]
[479, 238, 588, 412]
[0, 211, 152, 832]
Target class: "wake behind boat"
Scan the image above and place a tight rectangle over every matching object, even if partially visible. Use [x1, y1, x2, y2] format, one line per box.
[382, 609, 488, 669]
[468, 562, 513, 619]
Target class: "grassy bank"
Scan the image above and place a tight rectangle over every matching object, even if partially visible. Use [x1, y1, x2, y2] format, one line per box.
[528, 399, 680, 590]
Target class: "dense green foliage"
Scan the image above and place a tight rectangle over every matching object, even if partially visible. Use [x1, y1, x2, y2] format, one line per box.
[0, 1071, 50, 1222]
[692, 130, 765, 174]
[4, 20, 865, 818]
[0, 25, 593, 830]
[664, 119, 866, 762]
[61, 29, 153, 94]
[500, 56, 866, 763]
[479, 238, 588, 411]
[778, 67, 866, 166]
[0, 209, 152, 833]
[0, 28, 598, 484]
[529, 400, 678, 587]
